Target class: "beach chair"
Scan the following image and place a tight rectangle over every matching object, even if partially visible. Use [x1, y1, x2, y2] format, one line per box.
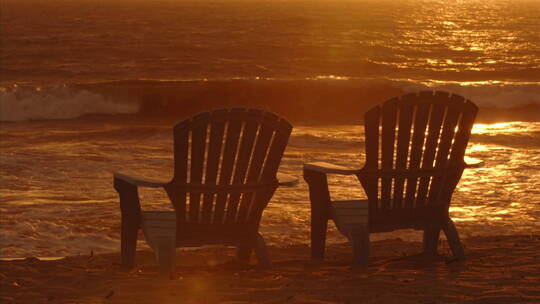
[303, 91, 481, 267]
[113, 108, 296, 274]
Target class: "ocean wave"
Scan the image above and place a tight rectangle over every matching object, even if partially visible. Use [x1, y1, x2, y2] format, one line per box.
[0, 85, 139, 122]
[1, 78, 538, 122]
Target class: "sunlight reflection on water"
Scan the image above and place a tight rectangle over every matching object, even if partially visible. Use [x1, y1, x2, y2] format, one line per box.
[0, 120, 539, 257]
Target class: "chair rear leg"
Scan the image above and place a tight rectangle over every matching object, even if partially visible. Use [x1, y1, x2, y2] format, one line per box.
[423, 223, 441, 255]
[253, 233, 271, 268]
[443, 219, 465, 260]
[350, 226, 370, 268]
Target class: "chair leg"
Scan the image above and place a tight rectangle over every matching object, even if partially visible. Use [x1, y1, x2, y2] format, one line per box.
[253, 233, 271, 268]
[443, 219, 465, 260]
[423, 223, 441, 255]
[156, 237, 176, 276]
[114, 179, 142, 271]
[303, 169, 331, 260]
[350, 226, 370, 268]
[120, 222, 138, 271]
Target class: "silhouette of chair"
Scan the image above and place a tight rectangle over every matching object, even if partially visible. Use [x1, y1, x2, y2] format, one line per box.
[303, 91, 482, 267]
[114, 108, 296, 274]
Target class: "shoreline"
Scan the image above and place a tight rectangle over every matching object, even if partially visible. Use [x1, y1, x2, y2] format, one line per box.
[1, 235, 539, 304]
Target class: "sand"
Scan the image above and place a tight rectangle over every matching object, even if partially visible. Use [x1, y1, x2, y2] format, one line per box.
[1, 235, 539, 304]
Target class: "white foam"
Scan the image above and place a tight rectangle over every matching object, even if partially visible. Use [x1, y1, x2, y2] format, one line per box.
[0, 86, 140, 121]
[392, 80, 540, 108]
[433, 83, 540, 108]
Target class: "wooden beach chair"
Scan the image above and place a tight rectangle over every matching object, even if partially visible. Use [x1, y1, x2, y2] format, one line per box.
[303, 91, 481, 267]
[113, 108, 296, 274]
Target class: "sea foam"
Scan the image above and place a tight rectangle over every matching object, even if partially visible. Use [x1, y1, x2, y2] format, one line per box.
[1, 79, 539, 122]
[0, 86, 139, 122]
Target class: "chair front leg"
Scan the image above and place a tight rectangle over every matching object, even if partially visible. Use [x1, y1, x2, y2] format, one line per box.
[114, 177, 142, 270]
[303, 169, 332, 260]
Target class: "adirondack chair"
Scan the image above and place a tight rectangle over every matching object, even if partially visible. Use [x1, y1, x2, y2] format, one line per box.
[113, 108, 296, 274]
[303, 91, 481, 267]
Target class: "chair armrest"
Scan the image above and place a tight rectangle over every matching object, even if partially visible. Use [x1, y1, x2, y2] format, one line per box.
[277, 172, 299, 187]
[113, 172, 169, 188]
[303, 162, 361, 175]
[464, 160, 485, 168]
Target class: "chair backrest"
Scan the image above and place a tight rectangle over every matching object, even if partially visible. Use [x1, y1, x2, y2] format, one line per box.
[359, 91, 478, 229]
[165, 108, 292, 227]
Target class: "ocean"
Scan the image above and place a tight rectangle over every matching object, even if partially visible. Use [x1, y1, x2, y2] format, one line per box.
[0, 0, 539, 257]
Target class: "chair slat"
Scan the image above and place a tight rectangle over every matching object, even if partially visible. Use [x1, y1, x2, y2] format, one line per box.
[200, 118, 226, 223]
[364, 106, 380, 170]
[250, 116, 293, 224]
[260, 117, 292, 181]
[380, 99, 398, 209]
[450, 101, 478, 164]
[143, 223, 177, 229]
[247, 123, 275, 182]
[427, 95, 465, 205]
[227, 118, 260, 223]
[392, 101, 414, 209]
[142, 211, 177, 221]
[189, 120, 208, 222]
[416, 93, 446, 207]
[213, 119, 243, 223]
[170, 121, 190, 219]
[333, 209, 369, 216]
[439, 100, 478, 205]
[234, 121, 275, 224]
[404, 101, 430, 208]
[361, 106, 381, 210]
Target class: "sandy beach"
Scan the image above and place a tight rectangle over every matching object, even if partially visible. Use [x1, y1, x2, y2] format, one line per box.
[2, 0, 540, 303]
[1, 235, 539, 304]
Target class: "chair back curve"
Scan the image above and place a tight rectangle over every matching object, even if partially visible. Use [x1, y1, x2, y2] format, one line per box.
[360, 91, 478, 231]
[164, 108, 292, 230]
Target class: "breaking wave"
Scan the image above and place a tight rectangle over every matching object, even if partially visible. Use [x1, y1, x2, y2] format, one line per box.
[0, 85, 139, 122]
[1, 78, 538, 122]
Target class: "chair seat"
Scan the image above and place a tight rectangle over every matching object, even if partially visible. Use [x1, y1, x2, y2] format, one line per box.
[141, 210, 258, 248]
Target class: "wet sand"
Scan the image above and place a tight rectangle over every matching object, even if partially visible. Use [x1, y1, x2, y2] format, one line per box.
[1, 235, 539, 304]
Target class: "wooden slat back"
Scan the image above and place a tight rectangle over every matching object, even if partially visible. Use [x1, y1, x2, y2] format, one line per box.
[415, 92, 447, 208]
[392, 97, 414, 209]
[361, 106, 381, 210]
[213, 115, 243, 223]
[166, 108, 292, 228]
[225, 115, 261, 224]
[169, 120, 189, 219]
[380, 98, 398, 209]
[200, 111, 226, 223]
[237, 112, 292, 224]
[426, 94, 465, 206]
[441, 99, 478, 205]
[360, 91, 478, 221]
[404, 98, 430, 208]
[188, 113, 209, 222]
